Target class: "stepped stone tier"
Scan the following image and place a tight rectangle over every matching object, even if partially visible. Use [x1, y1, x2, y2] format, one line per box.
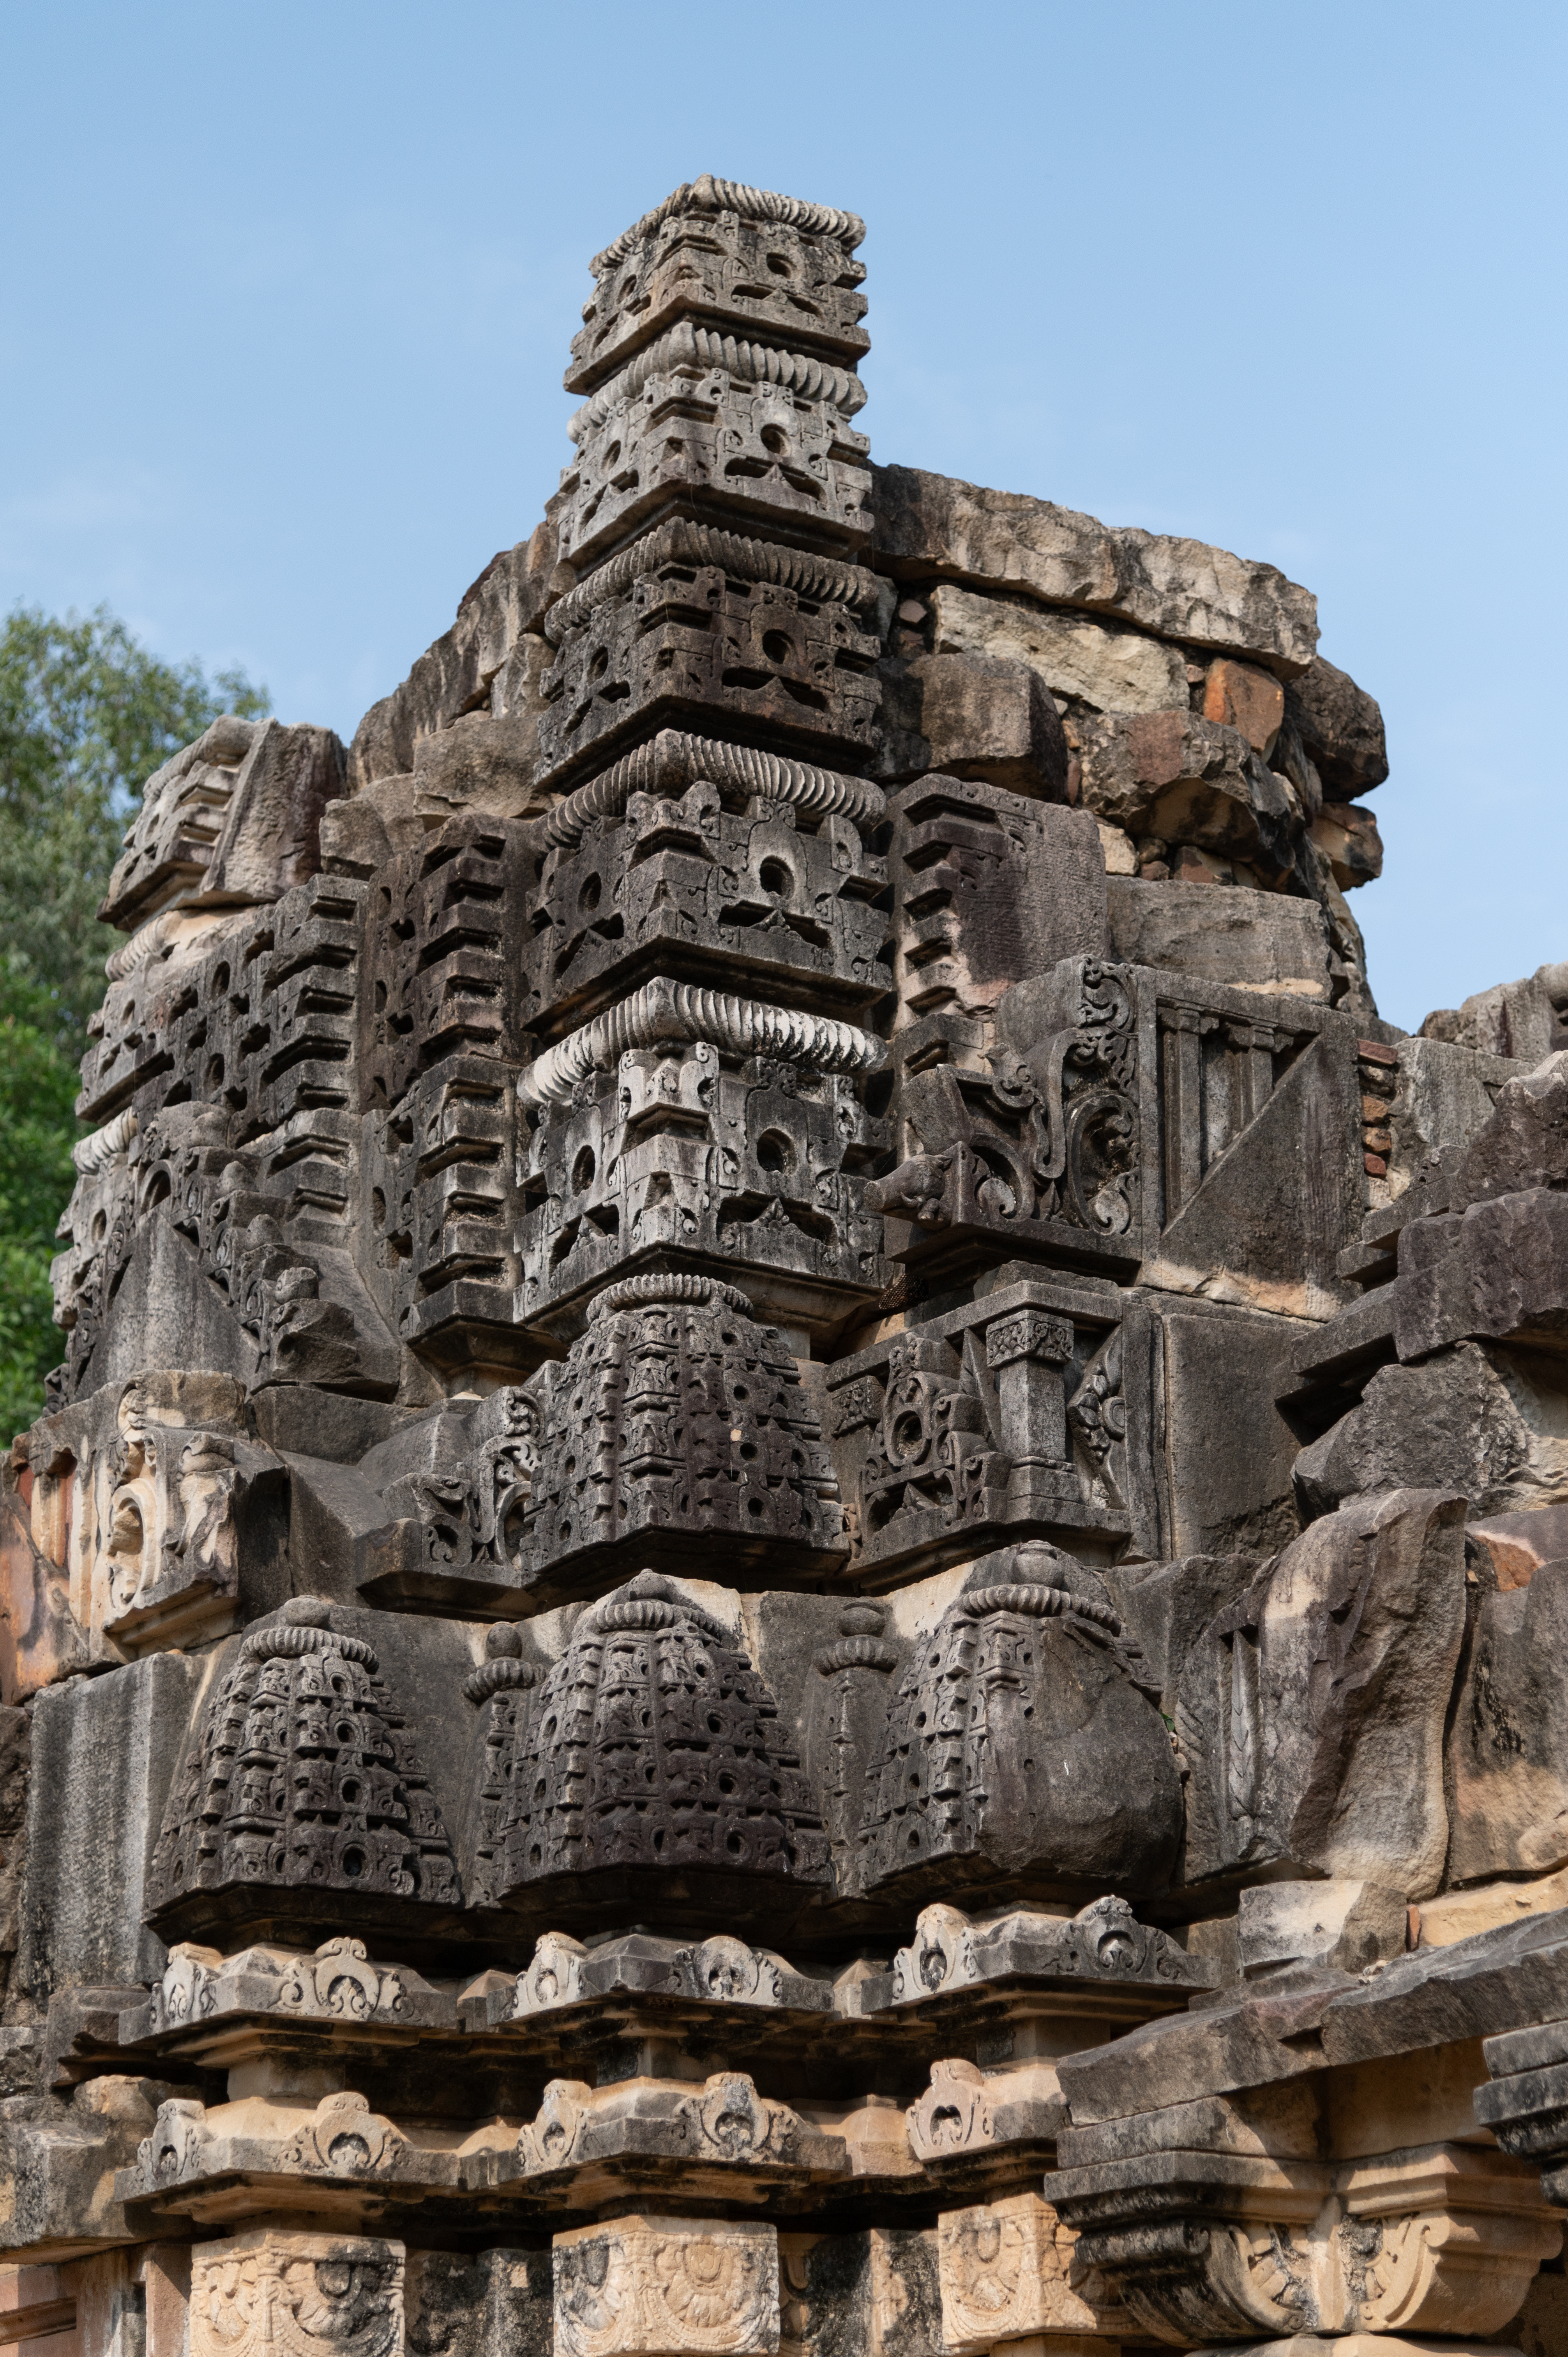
[9, 169, 1568, 2357]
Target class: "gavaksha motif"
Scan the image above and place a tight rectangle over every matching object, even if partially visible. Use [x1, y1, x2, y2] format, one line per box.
[5, 170, 1568, 2357]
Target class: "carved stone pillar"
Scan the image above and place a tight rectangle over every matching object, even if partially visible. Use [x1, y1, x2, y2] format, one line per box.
[189, 2232, 404, 2357]
[985, 1309, 1074, 1491]
[554, 2217, 779, 2357]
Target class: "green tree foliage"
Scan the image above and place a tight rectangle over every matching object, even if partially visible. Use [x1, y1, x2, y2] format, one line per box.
[0, 605, 268, 1437]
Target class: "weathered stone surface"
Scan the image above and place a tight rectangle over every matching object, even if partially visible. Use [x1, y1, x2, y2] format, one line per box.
[1420, 962, 1568, 1065]
[1072, 708, 1307, 885]
[1284, 653, 1390, 795]
[931, 582, 1190, 714]
[1312, 800, 1384, 891]
[1239, 1880, 1407, 1981]
[1202, 657, 1285, 756]
[1467, 1501, 1568, 1587]
[516, 1276, 846, 1599]
[1176, 1489, 1469, 1896]
[348, 521, 558, 792]
[101, 720, 345, 933]
[16, 1652, 205, 1999]
[1448, 1560, 1568, 1882]
[1294, 1343, 1568, 1521]
[884, 650, 1071, 797]
[1105, 878, 1335, 996]
[1451, 1050, 1568, 1209]
[872, 464, 1319, 673]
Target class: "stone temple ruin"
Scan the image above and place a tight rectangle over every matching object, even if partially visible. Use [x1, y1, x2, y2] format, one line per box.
[6, 171, 1568, 2357]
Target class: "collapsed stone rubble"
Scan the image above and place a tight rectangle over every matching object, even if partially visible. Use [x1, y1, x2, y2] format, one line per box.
[4, 171, 1567, 2357]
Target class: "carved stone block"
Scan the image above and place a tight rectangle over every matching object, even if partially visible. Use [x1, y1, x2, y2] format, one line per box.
[824, 1281, 1137, 1579]
[190, 2232, 404, 2357]
[537, 530, 881, 791]
[566, 175, 868, 392]
[516, 1011, 887, 1343]
[146, 1597, 461, 1943]
[559, 334, 871, 571]
[938, 2193, 1123, 2350]
[553, 2216, 779, 2357]
[886, 777, 1109, 1033]
[525, 785, 888, 1037]
[515, 1274, 847, 1598]
[853, 1543, 1182, 1903]
[101, 719, 345, 934]
[480, 1571, 829, 1933]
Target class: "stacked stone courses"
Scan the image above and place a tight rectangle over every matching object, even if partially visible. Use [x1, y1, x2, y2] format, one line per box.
[6, 171, 1568, 2357]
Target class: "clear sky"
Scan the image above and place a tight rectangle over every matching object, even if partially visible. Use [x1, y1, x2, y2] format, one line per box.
[2, 0, 1562, 1033]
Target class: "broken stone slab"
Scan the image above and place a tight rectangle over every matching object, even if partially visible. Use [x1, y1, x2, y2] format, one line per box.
[1312, 802, 1384, 891]
[1420, 963, 1568, 1066]
[1105, 878, 1335, 997]
[1202, 657, 1285, 755]
[1176, 1489, 1469, 1898]
[931, 581, 1190, 714]
[1292, 1341, 1568, 1521]
[1450, 1050, 1568, 1209]
[348, 519, 558, 792]
[1316, 1909, 1568, 2066]
[1467, 1502, 1568, 1587]
[879, 650, 1071, 796]
[100, 720, 346, 933]
[1071, 708, 1305, 882]
[1239, 1881, 1408, 1982]
[1284, 654, 1390, 795]
[1393, 1193, 1568, 1360]
[871, 464, 1319, 674]
[0, 2077, 178, 2260]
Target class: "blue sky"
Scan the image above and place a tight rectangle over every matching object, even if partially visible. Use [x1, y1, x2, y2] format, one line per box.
[2, 1, 1562, 1032]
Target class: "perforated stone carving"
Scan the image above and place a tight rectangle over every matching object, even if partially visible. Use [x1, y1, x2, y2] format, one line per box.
[855, 1543, 1180, 1899]
[484, 1570, 829, 1928]
[537, 527, 881, 790]
[566, 174, 868, 391]
[516, 1274, 846, 1596]
[147, 1596, 459, 1938]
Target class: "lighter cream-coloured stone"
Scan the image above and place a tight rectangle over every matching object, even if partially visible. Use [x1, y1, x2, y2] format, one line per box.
[190, 2232, 404, 2357]
[938, 2194, 1120, 2351]
[1418, 1864, 1568, 1945]
[932, 585, 1188, 715]
[554, 2218, 779, 2357]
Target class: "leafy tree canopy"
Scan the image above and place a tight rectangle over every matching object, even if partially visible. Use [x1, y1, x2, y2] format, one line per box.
[0, 604, 268, 1438]
[0, 604, 269, 1045]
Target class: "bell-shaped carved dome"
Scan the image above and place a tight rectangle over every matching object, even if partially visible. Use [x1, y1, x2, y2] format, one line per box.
[520, 1273, 848, 1602]
[486, 1571, 829, 1934]
[854, 1542, 1181, 1901]
[146, 1598, 460, 1944]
